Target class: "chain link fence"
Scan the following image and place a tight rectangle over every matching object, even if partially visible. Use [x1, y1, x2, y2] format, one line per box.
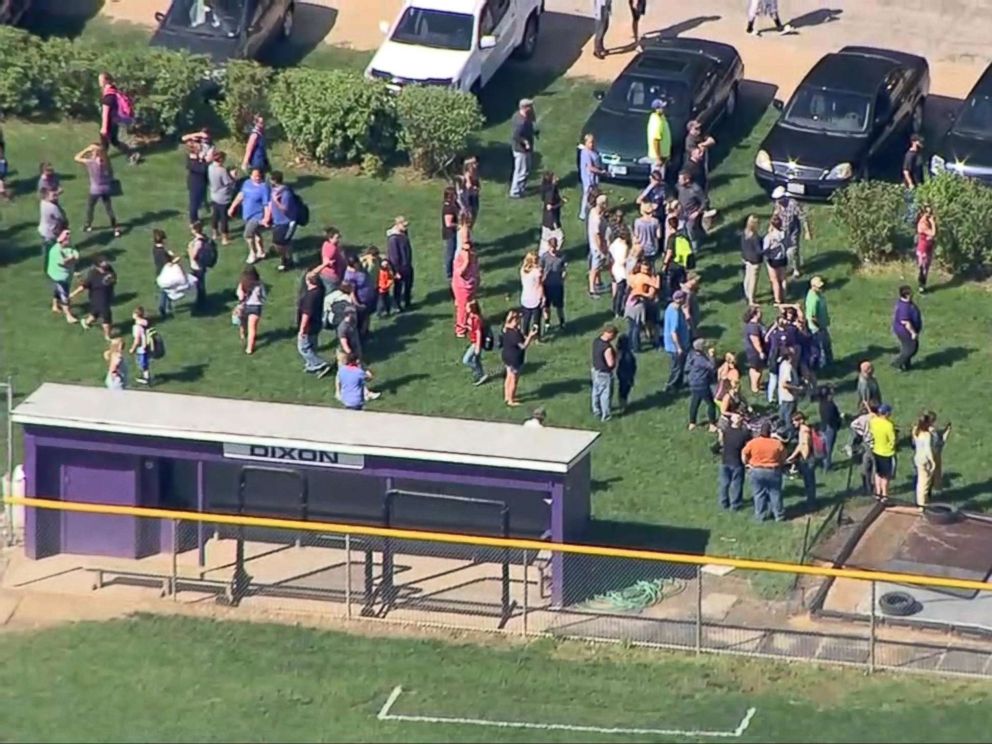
[6, 500, 992, 679]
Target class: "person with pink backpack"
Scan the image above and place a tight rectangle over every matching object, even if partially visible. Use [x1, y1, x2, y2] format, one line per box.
[98, 72, 140, 165]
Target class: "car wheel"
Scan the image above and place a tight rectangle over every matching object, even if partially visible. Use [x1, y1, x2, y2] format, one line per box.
[723, 85, 738, 119]
[281, 4, 295, 40]
[910, 99, 925, 134]
[512, 13, 540, 60]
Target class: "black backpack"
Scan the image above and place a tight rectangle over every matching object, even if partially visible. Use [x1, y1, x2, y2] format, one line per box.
[291, 191, 310, 227]
[198, 237, 218, 269]
[483, 324, 495, 351]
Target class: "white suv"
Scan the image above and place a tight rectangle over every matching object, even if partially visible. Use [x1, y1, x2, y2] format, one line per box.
[365, 0, 543, 94]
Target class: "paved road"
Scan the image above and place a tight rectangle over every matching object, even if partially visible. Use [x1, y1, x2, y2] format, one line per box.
[96, 0, 990, 97]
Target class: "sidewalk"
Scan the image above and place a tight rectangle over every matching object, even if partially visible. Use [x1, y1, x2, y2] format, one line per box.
[98, 0, 988, 98]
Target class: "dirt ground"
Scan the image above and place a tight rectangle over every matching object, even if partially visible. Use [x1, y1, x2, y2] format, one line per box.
[97, 0, 989, 98]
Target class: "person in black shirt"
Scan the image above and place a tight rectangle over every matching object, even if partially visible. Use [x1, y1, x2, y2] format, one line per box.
[817, 385, 842, 470]
[684, 147, 708, 193]
[98, 72, 139, 163]
[501, 309, 538, 407]
[718, 411, 750, 510]
[539, 171, 564, 233]
[185, 140, 208, 225]
[441, 186, 459, 281]
[591, 324, 618, 422]
[297, 264, 331, 377]
[509, 99, 536, 198]
[902, 135, 925, 190]
[70, 254, 116, 340]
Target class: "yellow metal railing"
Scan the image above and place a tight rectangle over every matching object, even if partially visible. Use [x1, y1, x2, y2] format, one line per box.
[6, 496, 990, 595]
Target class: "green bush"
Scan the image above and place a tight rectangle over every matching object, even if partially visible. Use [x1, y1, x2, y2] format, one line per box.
[396, 86, 484, 177]
[915, 172, 992, 274]
[0, 31, 208, 136]
[831, 180, 909, 263]
[0, 26, 48, 115]
[218, 60, 273, 141]
[270, 68, 398, 165]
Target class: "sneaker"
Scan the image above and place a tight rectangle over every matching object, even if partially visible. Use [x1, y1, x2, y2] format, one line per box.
[366, 391, 382, 401]
[703, 208, 718, 218]
[473, 374, 489, 386]
[80, 317, 92, 330]
[83, 225, 93, 233]
[128, 153, 142, 165]
[245, 254, 256, 265]
[779, 24, 794, 35]
[747, 26, 756, 35]
[276, 264, 287, 272]
[136, 377, 149, 385]
[316, 365, 332, 379]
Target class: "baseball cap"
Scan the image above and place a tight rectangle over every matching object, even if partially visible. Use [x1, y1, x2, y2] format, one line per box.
[672, 290, 687, 301]
[651, 98, 667, 110]
[771, 186, 787, 200]
[878, 404, 893, 415]
[810, 276, 825, 289]
[519, 97, 534, 108]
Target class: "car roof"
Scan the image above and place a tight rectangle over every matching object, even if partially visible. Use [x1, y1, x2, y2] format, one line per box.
[402, 0, 483, 14]
[967, 62, 992, 98]
[799, 51, 898, 96]
[624, 47, 711, 82]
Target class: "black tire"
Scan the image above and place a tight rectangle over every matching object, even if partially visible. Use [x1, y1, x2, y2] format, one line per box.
[512, 13, 540, 60]
[923, 503, 961, 526]
[879, 591, 920, 617]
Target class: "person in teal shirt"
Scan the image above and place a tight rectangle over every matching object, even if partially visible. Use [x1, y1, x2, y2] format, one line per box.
[663, 290, 690, 391]
[46, 227, 78, 324]
[804, 275, 832, 367]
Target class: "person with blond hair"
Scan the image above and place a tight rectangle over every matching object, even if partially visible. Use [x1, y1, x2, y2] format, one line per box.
[104, 336, 128, 390]
[741, 214, 763, 304]
[519, 251, 544, 339]
[912, 413, 936, 508]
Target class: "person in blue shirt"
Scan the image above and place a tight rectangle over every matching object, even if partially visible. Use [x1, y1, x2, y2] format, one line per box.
[228, 168, 271, 265]
[336, 351, 373, 411]
[636, 169, 666, 217]
[663, 290, 690, 391]
[263, 170, 296, 271]
[578, 133, 604, 221]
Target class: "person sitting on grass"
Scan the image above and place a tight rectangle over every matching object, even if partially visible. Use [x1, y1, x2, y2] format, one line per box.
[335, 351, 374, 411]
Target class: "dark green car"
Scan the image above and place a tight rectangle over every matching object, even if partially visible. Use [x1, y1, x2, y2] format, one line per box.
[578, 37, 743, 182]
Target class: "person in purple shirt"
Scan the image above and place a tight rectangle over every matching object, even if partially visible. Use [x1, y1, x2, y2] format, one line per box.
[892, 284, 922, 371]
[345, 253, 376, 340]
[636, 169, 666, 216]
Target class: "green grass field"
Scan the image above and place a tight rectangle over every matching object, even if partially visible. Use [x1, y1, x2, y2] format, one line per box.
[0, 615, 990, 743]
[1, 16, 990, 573]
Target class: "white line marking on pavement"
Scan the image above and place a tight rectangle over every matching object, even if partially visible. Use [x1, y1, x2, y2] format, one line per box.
[377, 685, 758, 738]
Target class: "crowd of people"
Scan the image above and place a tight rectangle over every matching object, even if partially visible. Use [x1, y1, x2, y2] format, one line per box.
[21, 67, 952, 517]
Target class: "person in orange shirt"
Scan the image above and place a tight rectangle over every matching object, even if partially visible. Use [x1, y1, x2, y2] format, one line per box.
[742, 420, 787, 522]
[377, 258, 396, 317]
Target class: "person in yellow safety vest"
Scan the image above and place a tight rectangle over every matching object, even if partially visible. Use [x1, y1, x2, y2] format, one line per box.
[646, 99, 672, 177]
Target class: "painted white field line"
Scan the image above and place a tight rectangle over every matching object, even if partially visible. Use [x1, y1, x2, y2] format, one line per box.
[377, 686, 758, 738]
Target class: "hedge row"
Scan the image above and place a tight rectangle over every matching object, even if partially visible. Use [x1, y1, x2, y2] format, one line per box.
[0, 27, 485, 177]
[832, 172, 992, 275]
[0, 26, 209, 136]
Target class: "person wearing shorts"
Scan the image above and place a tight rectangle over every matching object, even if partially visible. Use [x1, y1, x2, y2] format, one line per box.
[129, 306, 152, 385]
[228, 168, 270, 264]
[500, 309, 538, 407]
[870, 404, 897, 499]
[70, 254, 116, 340]
[46, 228, 78, 325]
[265, 171, 297, 271]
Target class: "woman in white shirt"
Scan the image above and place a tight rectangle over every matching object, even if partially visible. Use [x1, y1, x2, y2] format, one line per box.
[609, 226, 630, 318]
[912, 414, 936, 508]
[519, 251, 544, 340]
[235, 265, 267, 355]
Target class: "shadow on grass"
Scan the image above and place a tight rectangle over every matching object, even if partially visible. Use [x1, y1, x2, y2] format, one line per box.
[155, 363, 208, 385]
[375, 372, 430, 395]
[708, 79, 778, 176]
[914, 345, 976, 371]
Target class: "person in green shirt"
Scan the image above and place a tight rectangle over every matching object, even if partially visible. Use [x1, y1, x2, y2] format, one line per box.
[646, 99, 672, 176]
[804, 275, 832, 367]
[869, 404, 897, 499]
[46, 227, 79, 324]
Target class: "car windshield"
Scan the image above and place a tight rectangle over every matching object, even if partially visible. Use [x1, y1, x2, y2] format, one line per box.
[390, 8, 474, 52]
[955, 94, 992, 138]
[602, 76, 690, 116]
[783, 86, 872, 133]
[164, 0, 246, 37]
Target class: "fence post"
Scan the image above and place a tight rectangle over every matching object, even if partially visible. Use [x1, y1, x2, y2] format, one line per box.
[171, 518, 179, 601]
[695, 569, 703, 654]
[521, 549, 529, 637]
[3, 380, 12, 549]
[345, 534, 352, 620]
[869, 580, 876, 674]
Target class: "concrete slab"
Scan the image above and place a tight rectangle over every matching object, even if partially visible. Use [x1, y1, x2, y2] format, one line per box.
[701, 592, 739, 621]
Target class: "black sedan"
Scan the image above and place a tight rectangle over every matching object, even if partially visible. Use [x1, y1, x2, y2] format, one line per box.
[578, 37, 744, 182]
[930, 63, 992, 186]
[151, 0, 295, 62]
[754, 46, 929, 199]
